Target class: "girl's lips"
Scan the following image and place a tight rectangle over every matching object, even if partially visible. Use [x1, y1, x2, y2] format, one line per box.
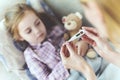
[37, 33, 43, 40]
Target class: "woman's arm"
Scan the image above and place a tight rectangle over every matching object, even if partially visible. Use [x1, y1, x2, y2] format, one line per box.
[98, 47, 120, 68]
[81, 1, 108, 38]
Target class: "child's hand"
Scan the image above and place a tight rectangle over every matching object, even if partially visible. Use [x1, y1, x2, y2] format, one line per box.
[75, 41, 89, 56]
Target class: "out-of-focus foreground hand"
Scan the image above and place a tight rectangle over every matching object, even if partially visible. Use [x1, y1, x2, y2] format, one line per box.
[81, 1, 107, 37]
[60, 42, 97, 80]
[60, 42, 89, 72]
[81, 27, 112, 56]
[81, 1, 104, 27]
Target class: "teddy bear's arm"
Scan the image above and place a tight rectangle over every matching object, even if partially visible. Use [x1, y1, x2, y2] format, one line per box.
[64, 33, 70, 41]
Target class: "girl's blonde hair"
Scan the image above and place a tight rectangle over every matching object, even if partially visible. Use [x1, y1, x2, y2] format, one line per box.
[4, 3, 39, 41]
[4, 3, 59, 51]
[81, 0, 120, 48]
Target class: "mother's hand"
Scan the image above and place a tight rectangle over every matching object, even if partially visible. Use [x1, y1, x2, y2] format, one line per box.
[82, 27, 112, 56]
[60, 42, 96, 80]
[60, 42, 89, 72]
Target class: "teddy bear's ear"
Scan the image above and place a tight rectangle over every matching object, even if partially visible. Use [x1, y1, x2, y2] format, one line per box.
[75, 12, 83, 19]
[62, 16, 67, 23]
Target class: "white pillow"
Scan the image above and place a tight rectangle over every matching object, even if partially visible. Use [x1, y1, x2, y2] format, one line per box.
[0, 19, 25, 71]
[0, 0, 26, 20]
[0, 19, 31, 80]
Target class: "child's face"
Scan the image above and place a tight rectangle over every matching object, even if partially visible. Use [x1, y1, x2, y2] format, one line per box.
[18, 11, 47, 45]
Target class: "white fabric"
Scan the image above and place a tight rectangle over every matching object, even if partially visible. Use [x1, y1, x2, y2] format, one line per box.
[98, 63, 120, 80]
[0, 19, 30, 80]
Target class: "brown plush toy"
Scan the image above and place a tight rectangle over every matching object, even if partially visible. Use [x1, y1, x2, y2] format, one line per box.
[62, 12, 82, 43]
[62, 12, 97, 59]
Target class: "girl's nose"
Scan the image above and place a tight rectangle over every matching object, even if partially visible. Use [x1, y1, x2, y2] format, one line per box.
[34, 27, 40, 35]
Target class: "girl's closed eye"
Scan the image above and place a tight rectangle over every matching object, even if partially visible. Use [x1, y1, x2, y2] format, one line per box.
[26, 29, 32, 34]
[35, 20, 41, 27]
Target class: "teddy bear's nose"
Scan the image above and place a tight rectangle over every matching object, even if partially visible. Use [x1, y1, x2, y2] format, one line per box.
[67, 22, 71, 25]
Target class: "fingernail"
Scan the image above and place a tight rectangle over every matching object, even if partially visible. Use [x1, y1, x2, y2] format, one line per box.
[65, 42, 69, 45]
[83, 30, 87, 34]
[82, 27, 86, 29]
[82, 27, 84, 29]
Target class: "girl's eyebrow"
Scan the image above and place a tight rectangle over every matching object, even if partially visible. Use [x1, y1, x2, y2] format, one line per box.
[24, 18, 39, 32]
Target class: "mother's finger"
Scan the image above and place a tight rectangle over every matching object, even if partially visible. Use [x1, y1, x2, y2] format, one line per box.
[82, 27, 98, 36]
[83, 28, 99, 44]
[60, 44, 69, 59]
[81, 35, 95, 46]
[65, 42, 75, 56]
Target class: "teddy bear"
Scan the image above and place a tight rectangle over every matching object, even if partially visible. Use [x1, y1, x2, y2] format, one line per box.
[62, 12, 97, 59]
[62, 12, 82, 43]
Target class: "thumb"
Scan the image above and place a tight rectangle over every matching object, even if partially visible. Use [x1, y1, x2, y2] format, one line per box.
[65, 42, 75, 56]
[60, 44, 68, 60]
[85, 30, 98, 43]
